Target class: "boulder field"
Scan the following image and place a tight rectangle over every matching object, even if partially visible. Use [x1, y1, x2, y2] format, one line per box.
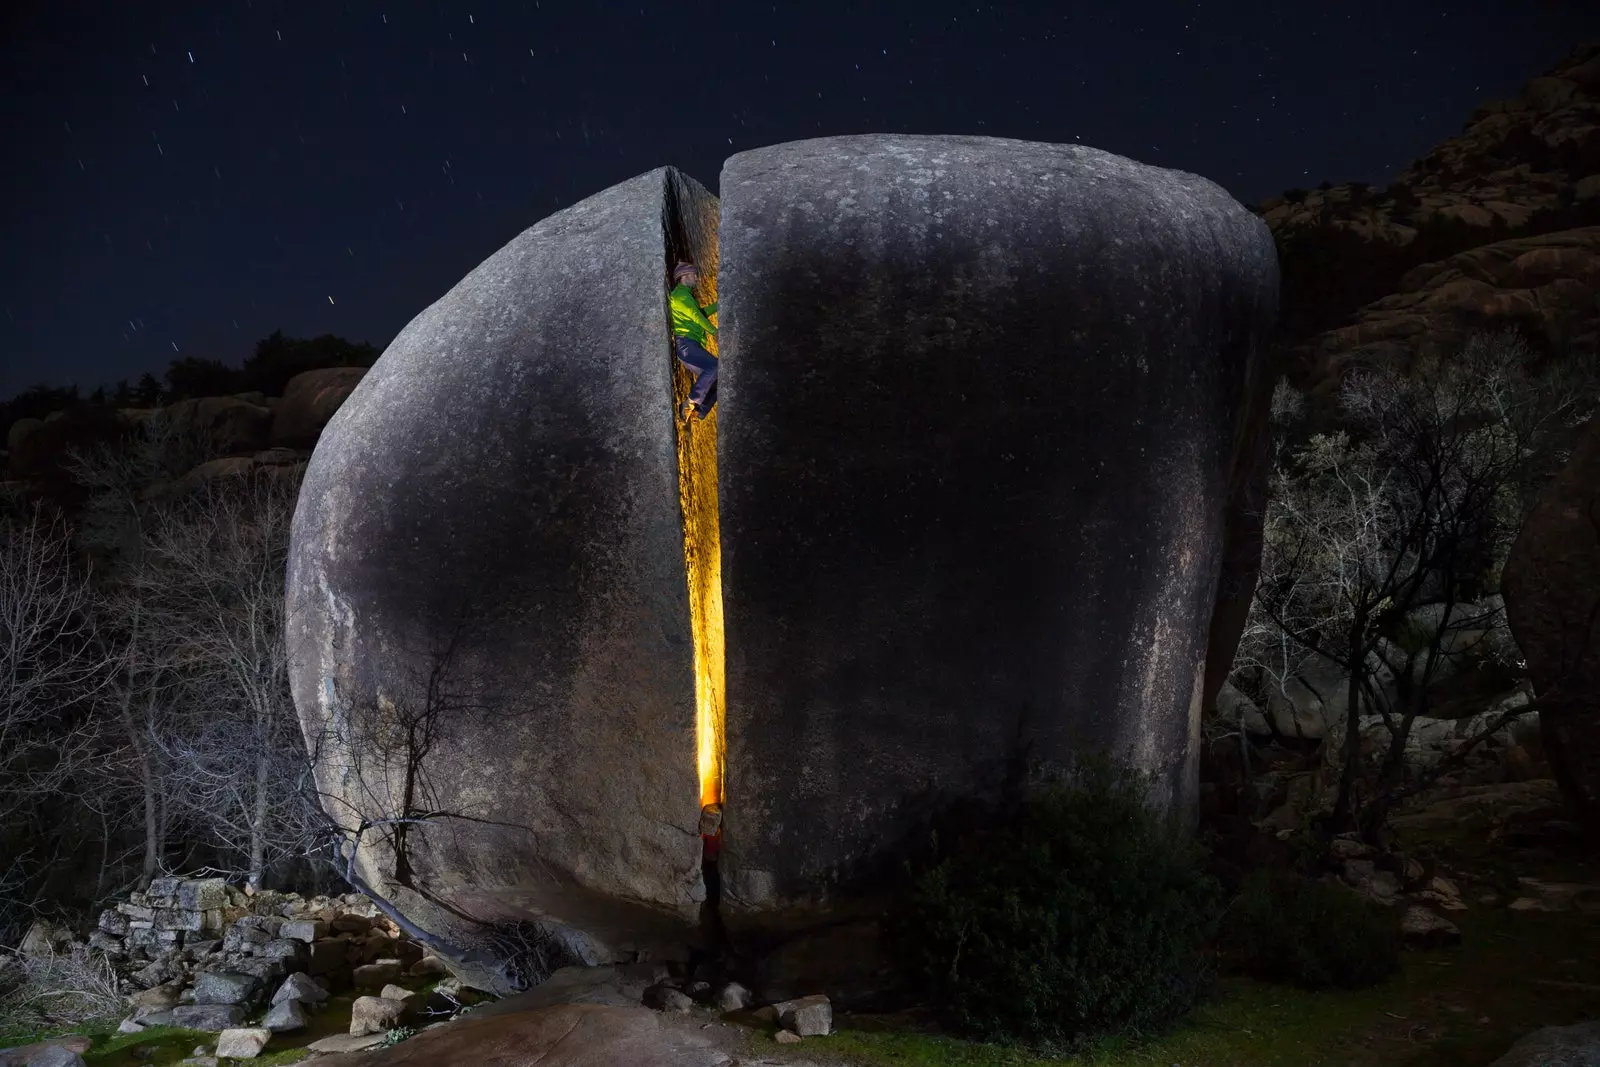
[285, 134, 1279, 957]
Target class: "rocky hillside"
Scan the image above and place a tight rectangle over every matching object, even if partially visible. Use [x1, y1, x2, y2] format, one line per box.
[1261, 40, 1600, 394]
[1, 367, 367, 498]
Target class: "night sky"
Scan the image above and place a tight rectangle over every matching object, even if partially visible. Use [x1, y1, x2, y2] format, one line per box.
[3, 2, 1597, 399]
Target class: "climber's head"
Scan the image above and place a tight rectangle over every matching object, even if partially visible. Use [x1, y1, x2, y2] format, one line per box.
[673, 261, 700, 289]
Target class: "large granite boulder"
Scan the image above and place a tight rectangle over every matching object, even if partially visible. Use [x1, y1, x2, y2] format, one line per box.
[288, 135, 1277, 956]
[286, 166, 719, 958]
[713, 134, 1278, 927]
[1503, 417, 1600, 837]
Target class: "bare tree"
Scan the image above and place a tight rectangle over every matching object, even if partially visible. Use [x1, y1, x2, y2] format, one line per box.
[134, 468, 316, 889]
[1235, 329, 1596, 837]
[0, 498, 112, 942]
[65, 415, 221, 887]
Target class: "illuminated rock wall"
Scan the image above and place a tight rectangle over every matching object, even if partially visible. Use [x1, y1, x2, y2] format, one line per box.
[286, 166, 719, 959]
[714, 134, 1279, 930]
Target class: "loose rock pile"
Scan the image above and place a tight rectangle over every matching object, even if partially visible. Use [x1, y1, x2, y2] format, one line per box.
[58, 880, 463, 1062]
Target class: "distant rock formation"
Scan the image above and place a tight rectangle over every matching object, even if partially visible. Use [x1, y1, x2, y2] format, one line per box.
[286, 135, 1278, 954]
[1260, 40, 1600, 355]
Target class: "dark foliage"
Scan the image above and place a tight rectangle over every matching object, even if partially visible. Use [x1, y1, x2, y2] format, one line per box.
[1221, 869, 1401, 989]
[164, 357, 242, 401]
[238, 331, 378, 397]
[887, 757, 1223, 1050]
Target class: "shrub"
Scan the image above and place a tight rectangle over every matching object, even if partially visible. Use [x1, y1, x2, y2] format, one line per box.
[887, 757, 1223, 1050]
[0, 946, 124, 1037]
[1221, 869, 1400, 989]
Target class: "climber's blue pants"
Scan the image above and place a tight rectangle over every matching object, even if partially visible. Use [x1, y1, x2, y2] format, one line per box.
[674, 336, 718, 415]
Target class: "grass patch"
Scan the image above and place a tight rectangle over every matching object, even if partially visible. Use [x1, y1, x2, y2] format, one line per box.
[817, 907, 1600, 1067]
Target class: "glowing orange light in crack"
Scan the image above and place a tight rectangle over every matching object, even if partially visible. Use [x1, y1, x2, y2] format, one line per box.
[673, 266, 725, 811]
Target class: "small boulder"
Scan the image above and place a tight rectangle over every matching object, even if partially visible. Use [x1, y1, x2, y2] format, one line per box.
[306, 1034, 386, 1054]
[214, 1028, 271, 1060]
[642, 983, 694, 1014]
[349, 995, 405, 1036]
[406, 955, 449, 978]
[192, 971, 262, 1006]
[773, 994, 832, 1037]
[22, 1046, 87, 1067]
[379, 983, 416, 1003]
[330, 914, 374, 935]
[775, 1029, 803, 1044]
[352, 960, 403, 989]
[716, 982, 752, 1012]
[116, 1019, 145, 1034]
[278, 919, 326, 943]
[262, 998, 309, 1033]
[1400, 906, 1462, 949]
[271, 971, 329, 1006]
[171, 1004, 247, 1031]
[1487, 1020, 1600, 1066]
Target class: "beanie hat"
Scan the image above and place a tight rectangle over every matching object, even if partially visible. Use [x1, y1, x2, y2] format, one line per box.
[672, 261, 698, 283]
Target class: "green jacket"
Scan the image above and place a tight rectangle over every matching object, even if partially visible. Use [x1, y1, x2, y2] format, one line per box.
[669, 284, 718, 346]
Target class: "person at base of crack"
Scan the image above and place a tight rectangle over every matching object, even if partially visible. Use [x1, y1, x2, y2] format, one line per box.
[669, 260, 719, 421]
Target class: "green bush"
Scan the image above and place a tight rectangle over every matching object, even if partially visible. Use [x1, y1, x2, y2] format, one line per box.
[887, 758, 1223, 1050]
[1222, 869, 1400, 989]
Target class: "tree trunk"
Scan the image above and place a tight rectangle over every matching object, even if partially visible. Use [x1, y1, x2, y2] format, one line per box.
[1330, 614, 1369, 833]
[247, 709, 272, 890]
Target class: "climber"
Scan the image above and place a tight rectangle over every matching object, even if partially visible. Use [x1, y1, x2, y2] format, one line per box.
[669, 261, 719, 421]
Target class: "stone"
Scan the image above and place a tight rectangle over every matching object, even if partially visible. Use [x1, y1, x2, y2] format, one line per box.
[774, 1029, 803, 1044]
[1487, 1021, 1600, 1066]
[305, 1033, 387, 1054]
[191, 971, 261, 1006]
[178, 879, 228, 911]
[642, 983, 694, 1014]
[286, 165, 718, 954]
[262, 998, 309, 1033]
[269, 367, 368, 449]
[98, 909, 131, 936]
[117, 1019, 145, 1034]
[271, 971, 330, 1006]
[715, 982, 752, 1011]
[353, 960, 403, 989]
[406, 955, 449, 978]
[258, 937, 308, 966]
[0, 1036, 91, 1067]
[330, 914, 374, 935]
[1503, 417, 1600, 839]
[771, 994, 832, 1037]
[715, 135, 1277, 925]
[214, 1029, 271, 1060]
[279, 919, 326, 943]
[171, 1004, 247, 1031]
[147, 877, 182, 904]
[19, 1047, 85, 1067]
[1400, 906, 1462, 948]
[350, 995, 405, 1036]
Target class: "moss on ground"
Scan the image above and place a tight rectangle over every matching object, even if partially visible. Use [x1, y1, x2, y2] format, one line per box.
[741, 906, 1599, 1067]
